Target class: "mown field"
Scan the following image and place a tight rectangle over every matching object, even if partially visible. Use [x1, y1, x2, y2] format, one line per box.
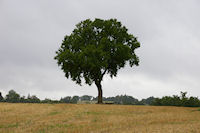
[0, 103, 200, 133]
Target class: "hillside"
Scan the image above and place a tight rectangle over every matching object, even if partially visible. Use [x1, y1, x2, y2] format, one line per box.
[0, 103, 200, 133]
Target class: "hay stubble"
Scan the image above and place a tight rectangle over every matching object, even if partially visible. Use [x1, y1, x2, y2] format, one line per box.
[0, 103, 200, 133]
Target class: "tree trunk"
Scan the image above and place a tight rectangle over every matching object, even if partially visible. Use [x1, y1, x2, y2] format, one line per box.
[95, 81, 103, 104]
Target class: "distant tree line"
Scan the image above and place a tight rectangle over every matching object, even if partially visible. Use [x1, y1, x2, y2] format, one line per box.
[152, 92, 200, 107]
[0, 90, 155, 105]
[0, 90, 200, 107]
[93, 95, 155, 105]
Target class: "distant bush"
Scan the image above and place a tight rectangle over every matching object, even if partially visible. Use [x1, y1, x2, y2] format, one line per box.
[41, 98, 59, 104]
[1, 90, 200, 107]
[5, 90, 20, 103]
[80, 95, 92, 101]
[60, 96, 80, 104]
[114, 95, 139, 105]
[93, 95, 141, 105]
[152, 92, 200, 107]
[70, 96, 79, 103]
[139, 97, 156, 105]
[25, 95, 40, 103]
[0, 90, 155, 105]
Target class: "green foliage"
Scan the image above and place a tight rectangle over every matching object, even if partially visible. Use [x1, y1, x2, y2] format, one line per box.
[152, 92, 200, 107]
[70, 96, 80, 103]
[26, 95, 40, 103]
[139, 97, 156, 105]
[60, 96, 71, 103]
[54, 18, 140, 103]
[0, 92, 3, 102]
[60, 96, 80, 104]
[3, 89, 199, 107]
[80, 95, 92, 101]
[41, 98, 59, 104]
[94, 95, 143, 105]
[113, 95, 139, 105]
[5, 90, 20, 103]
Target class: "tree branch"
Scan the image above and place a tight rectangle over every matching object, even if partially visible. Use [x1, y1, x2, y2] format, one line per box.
[100, 69, 107, 80]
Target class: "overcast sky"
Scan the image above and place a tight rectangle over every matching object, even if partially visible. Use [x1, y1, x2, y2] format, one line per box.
[0, 0, 200, 100]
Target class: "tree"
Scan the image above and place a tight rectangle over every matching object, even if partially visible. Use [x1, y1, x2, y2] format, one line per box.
[27, 95, 40, 103]
[42, 98, 53, 103]
[55, 18, 140, 103]
[140, 96, 156, 105]
[70, 96, 79, 103]
[80, 95, 93, 101]
[0, 92, 3, 102]
[20, 96, 26, 103]
[60, 96, 71, 103]
[152, 92, 200, 107]
[5, 90, 20, 103]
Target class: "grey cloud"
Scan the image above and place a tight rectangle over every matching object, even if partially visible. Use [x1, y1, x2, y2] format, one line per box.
[0, 0, 200, 99]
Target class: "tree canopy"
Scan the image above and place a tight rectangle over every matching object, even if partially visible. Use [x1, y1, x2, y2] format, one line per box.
[55, 18, 140, 103]
[5, 90, 20, 103]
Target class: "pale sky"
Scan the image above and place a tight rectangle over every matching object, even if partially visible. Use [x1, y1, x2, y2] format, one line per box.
[0, 0, 200, 100]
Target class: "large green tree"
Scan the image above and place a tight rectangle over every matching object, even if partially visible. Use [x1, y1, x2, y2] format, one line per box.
[55, 18, 140, 104]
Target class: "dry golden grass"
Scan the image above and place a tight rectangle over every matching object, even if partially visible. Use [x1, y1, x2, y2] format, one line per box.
[0, 103, 200, 133]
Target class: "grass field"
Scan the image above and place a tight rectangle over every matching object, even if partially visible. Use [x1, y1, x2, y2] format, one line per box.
[0, 103, 200, 133]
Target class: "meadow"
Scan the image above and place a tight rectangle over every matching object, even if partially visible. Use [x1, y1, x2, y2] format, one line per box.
[0, 103, 200, 133]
